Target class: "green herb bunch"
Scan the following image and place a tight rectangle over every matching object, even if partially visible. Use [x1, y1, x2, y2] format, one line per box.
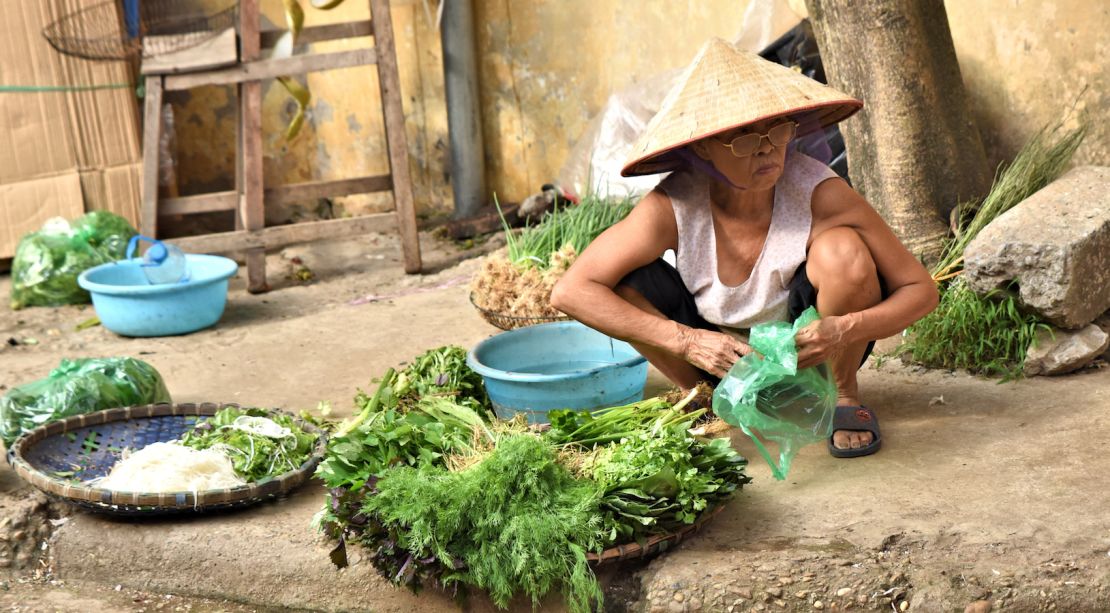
[179, 407, 316, 482]
[391, 346, 492, 417]
[502, 193, 634, 271]
[315, 357, 753, 612]
[314, 361, 492, 581]
[364, 435, 605, 613]
[549, 398, 751, 545]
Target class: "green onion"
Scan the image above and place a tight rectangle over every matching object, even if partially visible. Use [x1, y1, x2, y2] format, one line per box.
[497, 192, 635, 271]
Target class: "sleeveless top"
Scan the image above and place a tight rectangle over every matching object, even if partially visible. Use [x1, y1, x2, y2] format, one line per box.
[656, 151, 838, 331]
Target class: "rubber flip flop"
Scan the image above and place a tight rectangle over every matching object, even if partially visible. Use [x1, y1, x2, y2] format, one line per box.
[827, 405, 882, 458]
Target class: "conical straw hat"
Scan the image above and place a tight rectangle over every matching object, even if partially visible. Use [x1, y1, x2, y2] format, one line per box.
[621, 37, 863, 177]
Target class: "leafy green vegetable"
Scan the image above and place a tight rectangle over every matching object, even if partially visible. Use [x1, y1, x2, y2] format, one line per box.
[317, 374, 487, 491]
[546, 393, 695, 446]
[316, 354, 752, 612]
[549, 395, 750, 544]
[10, 211, 137, 309]
[392, 346, 491, 418]
[363, 435, 605, 613]
[0, 357, 170, 445]
[179, 407, 316, 482]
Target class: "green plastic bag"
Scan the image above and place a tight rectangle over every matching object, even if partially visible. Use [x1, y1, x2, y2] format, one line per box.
[0, 358, 171, 446]
[10, 211, 137, 310]
[712, 307, 837, 480]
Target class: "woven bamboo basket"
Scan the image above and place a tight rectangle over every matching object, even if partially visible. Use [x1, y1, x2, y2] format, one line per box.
[469, 292, 570, 331]
[8, 402, 327, 516]
[586, 505, 725, 566]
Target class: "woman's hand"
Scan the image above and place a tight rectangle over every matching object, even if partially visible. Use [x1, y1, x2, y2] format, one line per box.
[677, 326, 752, 378]
[794, 315, 853, 369]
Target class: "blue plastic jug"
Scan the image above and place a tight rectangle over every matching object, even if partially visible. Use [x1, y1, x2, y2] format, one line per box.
[126, 235, 190, 285]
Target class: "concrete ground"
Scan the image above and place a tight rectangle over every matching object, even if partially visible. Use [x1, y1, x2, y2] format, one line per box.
[2, 230, 1109, 613]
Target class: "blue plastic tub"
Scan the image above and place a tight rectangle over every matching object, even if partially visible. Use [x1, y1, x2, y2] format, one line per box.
[77, 254, 238, 337]
[466, 321, 648, 423]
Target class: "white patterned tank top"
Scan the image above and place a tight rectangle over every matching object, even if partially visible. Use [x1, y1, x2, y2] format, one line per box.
[656, 151, 839, 330]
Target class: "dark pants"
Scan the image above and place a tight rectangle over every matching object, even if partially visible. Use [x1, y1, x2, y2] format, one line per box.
[618, 258, 882, 385]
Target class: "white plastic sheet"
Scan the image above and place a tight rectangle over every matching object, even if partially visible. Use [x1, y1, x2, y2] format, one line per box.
[556, 0, 808, 200]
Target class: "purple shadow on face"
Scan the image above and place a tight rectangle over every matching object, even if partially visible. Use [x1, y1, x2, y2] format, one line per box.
[676, 146, 743, 189]
[787, 115, 834, 165]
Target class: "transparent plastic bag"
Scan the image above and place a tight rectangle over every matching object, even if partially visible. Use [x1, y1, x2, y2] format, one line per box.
[712, 307, 837, 480]
[9, 211, 137, 309]
[0, 357, 171, 446]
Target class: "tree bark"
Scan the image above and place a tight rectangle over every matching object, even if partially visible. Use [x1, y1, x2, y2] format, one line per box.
[804, 0, 992, 265]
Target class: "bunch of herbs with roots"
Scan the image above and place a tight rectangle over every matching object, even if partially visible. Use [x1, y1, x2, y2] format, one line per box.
[469, 192, 635, 321]
[899, 120, 1087, 377]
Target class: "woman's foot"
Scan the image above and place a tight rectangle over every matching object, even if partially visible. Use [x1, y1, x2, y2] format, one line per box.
[831, 412, 874, 450]
[828, 403, 882, 458]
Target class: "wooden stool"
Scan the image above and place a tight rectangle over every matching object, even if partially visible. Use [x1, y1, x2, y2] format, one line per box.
[139, 0, 421, 293]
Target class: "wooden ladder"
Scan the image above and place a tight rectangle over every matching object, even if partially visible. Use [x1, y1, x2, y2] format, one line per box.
[139, 0, 421, 293]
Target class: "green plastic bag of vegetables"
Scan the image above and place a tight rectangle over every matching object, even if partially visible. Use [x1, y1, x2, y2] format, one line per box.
[10, 211, 137, 309]
[712, 306, 837, 480]
[0, 357, 171, 446]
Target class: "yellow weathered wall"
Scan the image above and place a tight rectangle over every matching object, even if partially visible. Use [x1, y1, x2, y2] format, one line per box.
[170, 0, 447, 225]
[169, 0, 1107, 226]
[945, 0, 1109, 171]
[170, 0, 750, 222]
[472, 0, 752, 201]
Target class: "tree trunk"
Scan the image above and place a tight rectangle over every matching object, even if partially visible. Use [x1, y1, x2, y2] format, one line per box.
[804, 0, 992, 265]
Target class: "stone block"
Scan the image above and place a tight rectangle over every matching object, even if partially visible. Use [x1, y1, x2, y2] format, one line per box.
[964, 166, 1110, 329]
[1024, 323, 1110, 376]
[1095, 311, 1110, 360]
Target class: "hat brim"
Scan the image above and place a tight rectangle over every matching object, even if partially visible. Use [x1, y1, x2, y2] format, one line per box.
[620, 99, 862, 178]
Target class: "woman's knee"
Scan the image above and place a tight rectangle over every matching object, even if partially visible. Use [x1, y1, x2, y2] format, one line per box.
[807, 227, 877, 289]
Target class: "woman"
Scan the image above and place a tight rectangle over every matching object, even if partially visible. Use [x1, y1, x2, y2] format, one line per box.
[550, 38, 938, 458]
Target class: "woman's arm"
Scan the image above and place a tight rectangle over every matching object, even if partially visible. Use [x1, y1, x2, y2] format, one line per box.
[550, 190, 748, 377]
[803, 178, 940, 352]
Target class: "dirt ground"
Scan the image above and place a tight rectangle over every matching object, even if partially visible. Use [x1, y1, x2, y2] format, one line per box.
[1, 229, 1109, 613]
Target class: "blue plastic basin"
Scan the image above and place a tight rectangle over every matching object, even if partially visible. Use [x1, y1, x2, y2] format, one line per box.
[466, 321, 648, 423]
[77, 254, 238, 337]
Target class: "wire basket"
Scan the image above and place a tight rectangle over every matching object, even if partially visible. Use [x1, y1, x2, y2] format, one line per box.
[42, 0, 238, 61]
[469, 292, 570, 331]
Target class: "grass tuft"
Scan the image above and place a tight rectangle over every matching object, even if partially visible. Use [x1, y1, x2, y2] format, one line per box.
[932, 122, 1088, 281]
[901, 119, 1087, 378]
[899, 278, 1052, 380]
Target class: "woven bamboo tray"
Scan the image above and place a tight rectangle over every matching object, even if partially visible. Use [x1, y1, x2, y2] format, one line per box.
[8, 402, 327, 516]
[469, 292, 570, 331]
[586, 504, 725, 566]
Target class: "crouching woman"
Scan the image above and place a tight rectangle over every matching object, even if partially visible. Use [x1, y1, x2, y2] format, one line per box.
[551, 39, 938, 458]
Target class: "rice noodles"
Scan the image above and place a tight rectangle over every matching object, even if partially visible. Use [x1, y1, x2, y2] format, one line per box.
[93, 442, 245, 492]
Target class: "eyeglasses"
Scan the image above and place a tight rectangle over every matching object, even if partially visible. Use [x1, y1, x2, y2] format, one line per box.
[718, 121, 798, 157]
